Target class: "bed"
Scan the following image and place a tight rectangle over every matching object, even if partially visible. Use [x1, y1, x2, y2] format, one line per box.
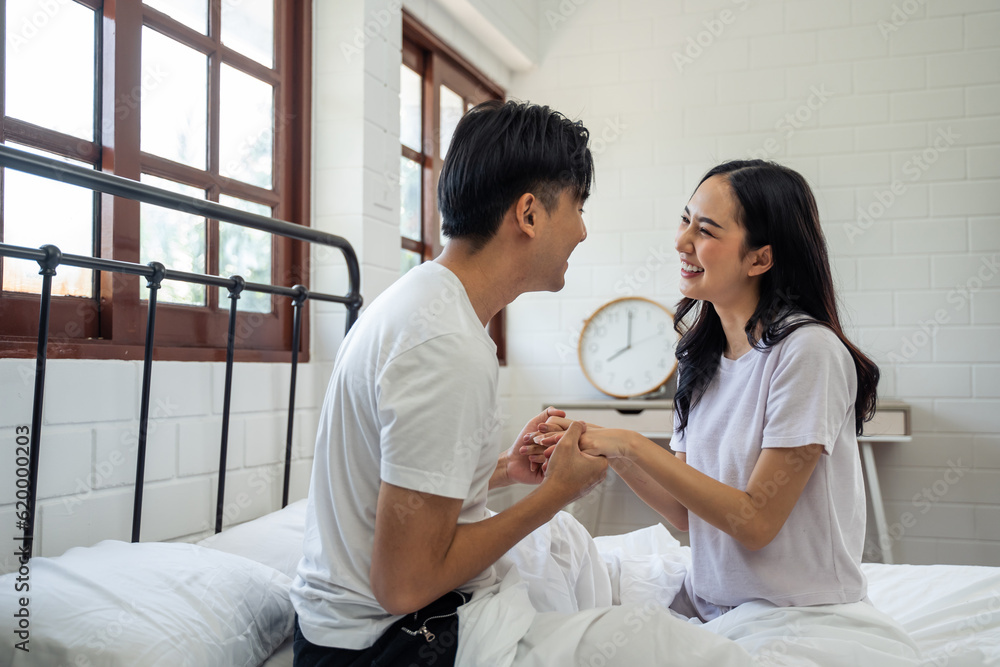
[2, 145, 1000, 666]
[2, 498, 999, 666]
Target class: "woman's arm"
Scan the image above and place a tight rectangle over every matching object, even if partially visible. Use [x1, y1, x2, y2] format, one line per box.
[624, 434, 824, 551]
[609, 450, 690, 532]
[530, 421, 824, 551]
[526, 419, 689, 532]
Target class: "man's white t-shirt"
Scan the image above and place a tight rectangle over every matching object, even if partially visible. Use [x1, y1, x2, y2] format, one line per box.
[290, 262, 502, 649]
[671, 316, 868, 620]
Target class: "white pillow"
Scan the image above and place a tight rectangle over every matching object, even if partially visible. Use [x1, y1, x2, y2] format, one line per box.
[198, 499, 307, 580]
[0, 540, 293, 667]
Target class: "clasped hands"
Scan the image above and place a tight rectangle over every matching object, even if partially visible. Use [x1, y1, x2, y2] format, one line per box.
[520, 414, 631, 474]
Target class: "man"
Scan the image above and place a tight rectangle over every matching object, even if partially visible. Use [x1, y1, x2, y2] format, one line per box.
[290, 100, 609, 664]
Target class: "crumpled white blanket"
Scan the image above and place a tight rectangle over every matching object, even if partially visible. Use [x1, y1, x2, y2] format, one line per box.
[456, 512, 922, 667]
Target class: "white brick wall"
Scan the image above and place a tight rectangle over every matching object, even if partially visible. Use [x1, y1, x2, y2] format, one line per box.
[0, 358, 319, 573]
[501, 0, 1000, 566]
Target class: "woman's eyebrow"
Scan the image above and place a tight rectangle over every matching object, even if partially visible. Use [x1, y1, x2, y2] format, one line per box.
[684, 206, 725, 229]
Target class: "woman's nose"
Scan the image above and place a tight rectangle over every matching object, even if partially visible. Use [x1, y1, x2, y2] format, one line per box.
[675, 224, 692, 252]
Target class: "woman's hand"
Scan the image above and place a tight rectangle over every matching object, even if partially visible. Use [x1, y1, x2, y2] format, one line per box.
[521, 416, 634, 468]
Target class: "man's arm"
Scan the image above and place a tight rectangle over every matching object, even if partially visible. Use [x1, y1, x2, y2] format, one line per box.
[370, 422, 605, 615]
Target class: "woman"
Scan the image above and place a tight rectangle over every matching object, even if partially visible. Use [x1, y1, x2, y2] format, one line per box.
[528, 159, 880, 622]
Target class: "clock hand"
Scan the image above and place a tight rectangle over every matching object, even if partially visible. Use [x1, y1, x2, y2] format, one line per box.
[630, 333, 667, 348]
[606, 345, 630, 362]
[627, 311, 633, 347]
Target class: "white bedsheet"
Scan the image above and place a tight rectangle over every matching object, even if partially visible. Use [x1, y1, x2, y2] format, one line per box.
[453, 516, 924, 666]
[259, 513, 1000, 667]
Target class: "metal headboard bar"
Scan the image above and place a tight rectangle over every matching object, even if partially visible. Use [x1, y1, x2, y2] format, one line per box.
[216, 279, 244, 534]
[283, 288, 308, 508]
[0, 144, 364, 294]
[1, 144, 363, 557]
[132, 262, 165, 543]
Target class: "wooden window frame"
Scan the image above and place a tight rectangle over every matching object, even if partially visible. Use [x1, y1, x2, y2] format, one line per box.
[402, 10, 507, 364]
[0, 0, 312, 363]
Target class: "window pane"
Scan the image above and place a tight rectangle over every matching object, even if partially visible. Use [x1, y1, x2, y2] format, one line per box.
[140, 174, 206, 306]
[220, 64, 274, 189]
[141, 27, 208, 169]
[144, 0, 208, 34]
[218, 195, 272, 313]
[439, 86, 464, 160]
[401, 249, 421, 276]
[222, 0, 274, 68]
[5, 0, 95, 141]
[2, 145, 94, 297]
[400, 157, 421, 242]
[400, 65, 422, 153]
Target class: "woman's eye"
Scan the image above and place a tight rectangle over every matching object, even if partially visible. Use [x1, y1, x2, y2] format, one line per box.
[681, 216, 690, 225]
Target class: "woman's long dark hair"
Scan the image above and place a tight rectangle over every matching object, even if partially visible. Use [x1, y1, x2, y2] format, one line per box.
[673, 160, 879, 438]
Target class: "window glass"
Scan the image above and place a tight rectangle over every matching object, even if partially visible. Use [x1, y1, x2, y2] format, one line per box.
[400, 157, 422, 242]
[141, 27, 208, 168]
[439, 85, 464, 160]
[222, 0, 274, 67]
[400, 65, 422, 153]
[2, 145, 94, 297]
[139, 174, 207, 306]
[5, 0, 95, 141]
[220, 64, 274, 188]
[218, 195, 272, 313]
[401, 249, 421, 276]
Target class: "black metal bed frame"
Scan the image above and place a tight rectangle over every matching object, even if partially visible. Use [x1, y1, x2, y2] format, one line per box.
[0, 144, 362, 559]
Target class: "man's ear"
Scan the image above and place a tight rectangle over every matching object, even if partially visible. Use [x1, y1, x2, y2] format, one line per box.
[748, 245, 773, 277]
[514, 192, 538, 239]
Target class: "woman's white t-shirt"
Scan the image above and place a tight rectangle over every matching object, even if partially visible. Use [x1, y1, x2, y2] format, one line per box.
[671, 317, 868, 620]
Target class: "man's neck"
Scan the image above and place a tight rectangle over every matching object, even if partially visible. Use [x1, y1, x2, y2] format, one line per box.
[436, 241, 522, 327]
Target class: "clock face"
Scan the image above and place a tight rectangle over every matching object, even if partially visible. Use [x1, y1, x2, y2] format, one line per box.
[579, 297, 678, 398]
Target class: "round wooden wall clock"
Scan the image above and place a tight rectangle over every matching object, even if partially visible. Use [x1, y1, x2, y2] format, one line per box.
[578, 296, 679, 399]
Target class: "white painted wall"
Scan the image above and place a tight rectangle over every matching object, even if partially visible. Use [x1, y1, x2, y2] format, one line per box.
[500, 0, 1000, 566]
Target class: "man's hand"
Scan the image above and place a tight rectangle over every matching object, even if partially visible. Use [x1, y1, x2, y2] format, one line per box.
[520, 415, 617, 471]
[492, 407, 566, 489]
[541, 421, 608, 503]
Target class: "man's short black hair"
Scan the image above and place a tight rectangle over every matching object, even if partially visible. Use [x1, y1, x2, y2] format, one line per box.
[438, 100, 594, 250]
